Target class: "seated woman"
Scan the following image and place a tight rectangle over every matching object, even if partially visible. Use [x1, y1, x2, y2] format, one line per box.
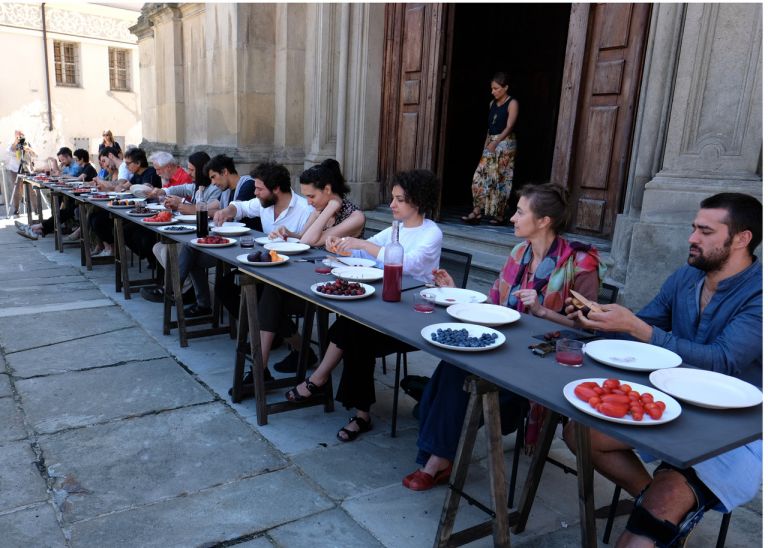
[254, 159, 366, 377]
[402, 183, 603, 491]
[285, 169, 443, 442]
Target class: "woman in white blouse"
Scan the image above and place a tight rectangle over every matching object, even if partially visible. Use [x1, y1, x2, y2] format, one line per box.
[286, 170, 443, 442]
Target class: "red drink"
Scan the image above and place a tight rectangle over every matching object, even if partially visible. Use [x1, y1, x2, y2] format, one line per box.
[413, 304, 434, 313]
[382, 263, 403, 302]
[555, 351, 583, 367]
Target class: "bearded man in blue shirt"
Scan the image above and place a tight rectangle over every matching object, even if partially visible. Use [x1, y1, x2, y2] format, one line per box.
[564, 192, 762, 548]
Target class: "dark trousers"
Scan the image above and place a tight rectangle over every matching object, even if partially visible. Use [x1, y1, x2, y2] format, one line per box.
[41, 197, 76, 236]
[329, 316, 415, 412]
[257, 285, 303, 336]
[416, 361, 527, 465]
[90, 209, 113, 244]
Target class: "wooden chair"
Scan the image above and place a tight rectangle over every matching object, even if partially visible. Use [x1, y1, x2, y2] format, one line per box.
[387, 246, 473, 437]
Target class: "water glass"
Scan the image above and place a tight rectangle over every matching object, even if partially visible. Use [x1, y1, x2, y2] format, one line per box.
[240, 236, 255, 248]
[555, 339, 584, 367]
[412, 292, 436, 313]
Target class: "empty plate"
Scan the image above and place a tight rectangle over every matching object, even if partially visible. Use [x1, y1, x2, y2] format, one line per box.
[422, 287, 487, 306]
[211, 225, 251, 236]
[331, 266, 384, 282]
[649, 369, 762, 409]
[585, 340, 681, 371]
[264, 242, 311, 255]
[255, 236, 300, 245]
[446, 303, 521, 327]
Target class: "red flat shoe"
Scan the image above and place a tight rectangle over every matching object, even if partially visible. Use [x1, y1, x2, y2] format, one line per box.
[402, 464, 452, 491]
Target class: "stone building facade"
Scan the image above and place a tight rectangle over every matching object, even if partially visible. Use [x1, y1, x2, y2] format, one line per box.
[131, 3, 762, 308]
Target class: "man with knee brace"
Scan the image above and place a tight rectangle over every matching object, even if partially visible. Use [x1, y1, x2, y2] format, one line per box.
[564, 192, 762, 547]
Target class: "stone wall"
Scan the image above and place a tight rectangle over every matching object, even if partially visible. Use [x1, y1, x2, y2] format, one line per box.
[614, 3, 762, 310]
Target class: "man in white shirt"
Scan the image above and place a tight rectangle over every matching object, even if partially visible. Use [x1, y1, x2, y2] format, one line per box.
[182, 162, 312, 318]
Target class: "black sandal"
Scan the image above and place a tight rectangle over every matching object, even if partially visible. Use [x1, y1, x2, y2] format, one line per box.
[285, 378, 322, 402]
[336, 416, 372, 442]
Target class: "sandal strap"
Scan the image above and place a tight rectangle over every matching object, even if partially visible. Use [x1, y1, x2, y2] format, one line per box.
[349, 416, 372, 431]
[304, 379, 321, 394]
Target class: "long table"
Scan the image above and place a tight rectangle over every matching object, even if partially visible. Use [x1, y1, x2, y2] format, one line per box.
[33, 184, 763, 546]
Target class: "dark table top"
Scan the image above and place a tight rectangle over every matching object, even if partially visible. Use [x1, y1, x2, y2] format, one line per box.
[51, 184, 762, 468]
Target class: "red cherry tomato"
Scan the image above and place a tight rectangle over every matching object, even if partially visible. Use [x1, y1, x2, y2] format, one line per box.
[619, 384, 632, 393]
[593, 386, 605, 396]
[603, 379, 621, 390]
[631, 411, 644, 421]
[588, 396, 601, 409]
[601, 393, 631, 405]
[640, 393, 654, 404]
[655, 401, 666, 412]
[574, 385, 598, 402]
[598, 402, 630, 418]
[628, 391, 640, 400]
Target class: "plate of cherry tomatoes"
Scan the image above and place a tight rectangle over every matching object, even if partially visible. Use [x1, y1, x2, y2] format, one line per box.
[563, 378, 681, 426]
[141, 211, 177, 225]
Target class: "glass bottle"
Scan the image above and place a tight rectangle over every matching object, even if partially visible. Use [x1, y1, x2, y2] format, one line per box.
[195, 187, 209, 238]
[382, 220, 404, 302]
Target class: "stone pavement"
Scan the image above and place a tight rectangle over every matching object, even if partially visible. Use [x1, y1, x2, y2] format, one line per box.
[0, 215, 761, 547]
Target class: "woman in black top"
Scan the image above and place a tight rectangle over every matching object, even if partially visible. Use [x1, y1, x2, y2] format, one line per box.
[462, 72, 519, 225]
[98, 130, 122, 155]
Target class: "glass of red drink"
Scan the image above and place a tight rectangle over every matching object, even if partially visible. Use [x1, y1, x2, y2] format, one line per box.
[412, 292, 436, 313]
[555, 339, 584, 367]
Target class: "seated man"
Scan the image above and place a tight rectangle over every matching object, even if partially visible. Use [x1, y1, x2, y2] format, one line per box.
[181, 161, 312, 318]
[45, 147, 83, 178]
[148, 151, 193, 189]
[564, 192, 762, 548]
[94, 146, 131, 192]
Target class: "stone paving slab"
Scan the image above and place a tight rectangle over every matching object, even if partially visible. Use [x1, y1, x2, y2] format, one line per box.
[0, 372, 11, 397]
[0, 397, 27, 442]
[0, 265, 81, 281]
[0, 286, 106, 309]
[0, 306, 135, 354]
[67, 468, 334, 548]
[40, 403, 287, 523]
[230, 537, 274, 548]
[0, 440, 49, 512]
[17, 358, 215, 434]
[268, 508, 383, 547]
[0, 503, 67, 548]
[291, 427, 420, 501]
[7, 327, 168, 377]
[0, 274, 86, 288]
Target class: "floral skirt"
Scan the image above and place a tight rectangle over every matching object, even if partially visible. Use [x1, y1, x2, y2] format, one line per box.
[470, 134, 516, 218]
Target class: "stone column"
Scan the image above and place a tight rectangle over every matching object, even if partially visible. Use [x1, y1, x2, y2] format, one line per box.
[130, 9, 157, 143]
[149, 5, 185, 145]
[622, 3, 762, 310]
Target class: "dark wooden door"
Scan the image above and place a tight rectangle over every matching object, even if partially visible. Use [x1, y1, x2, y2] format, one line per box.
[379, 3, 447, 204]
[566, 3, 651, 236]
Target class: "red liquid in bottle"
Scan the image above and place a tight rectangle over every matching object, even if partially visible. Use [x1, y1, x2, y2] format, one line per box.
[555, 351, 583, 367]
[382, 263, 403, 302]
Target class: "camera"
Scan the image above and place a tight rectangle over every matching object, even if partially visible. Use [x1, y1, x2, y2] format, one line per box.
[16, 137, 26, 150]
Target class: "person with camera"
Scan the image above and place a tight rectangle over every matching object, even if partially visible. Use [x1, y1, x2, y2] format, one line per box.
[5, 130, 36, 216]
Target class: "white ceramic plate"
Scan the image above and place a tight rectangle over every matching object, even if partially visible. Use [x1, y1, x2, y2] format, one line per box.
[255, 236, 300, 245]
[88, 196, 112, 201]
[221, 222, 246, 227]
[236, 253, 289, 266]
[563, 378, 682, 426]
[649, 369, 763, 409]
[108, 201, 145, 209]
[127, 210, 154, 217]
[421, 287, 487, 306]
[331, 266, 384, 282]
[421, 322, 505, 352]
[146, 203, 167, 211]
[175, 214, 197, 222]
[310, 282, 375, 300]
[158, 225, 196, 234]
[585, 340, 681, 371]
[141, 218, 178, 226]
[211, 225, 252, 236]
[322, 257, 377, 268]
[190, 237, 237, 248]
[264, 242, 311, 255]
[446, 303, 521, 327]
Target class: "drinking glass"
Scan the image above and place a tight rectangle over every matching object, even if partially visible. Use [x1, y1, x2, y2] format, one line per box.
[555, 339, 584, 367]
[240, 236, 255, 248]
[412, 292, 436, 313]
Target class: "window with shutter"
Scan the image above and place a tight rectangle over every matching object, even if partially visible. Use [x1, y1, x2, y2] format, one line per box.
[53, 41, 80, 87]
[108, 47, 131, 92]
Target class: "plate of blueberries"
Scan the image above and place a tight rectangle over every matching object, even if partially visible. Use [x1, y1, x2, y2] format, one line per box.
[421, 322, 505, 352]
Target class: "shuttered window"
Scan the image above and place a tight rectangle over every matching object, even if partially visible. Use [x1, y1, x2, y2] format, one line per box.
[108, 47, 131, 91]
[53, 41, 79, 87]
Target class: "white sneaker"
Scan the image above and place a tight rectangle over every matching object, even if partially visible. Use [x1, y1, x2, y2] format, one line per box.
[14, 220, 27, 231]
[17, 226, 39, 240]
[63, 231, 80, 242]
[93, 249, 113, 258]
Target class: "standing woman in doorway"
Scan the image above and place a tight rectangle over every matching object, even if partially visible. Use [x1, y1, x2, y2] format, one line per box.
[462, 72, 518, 225]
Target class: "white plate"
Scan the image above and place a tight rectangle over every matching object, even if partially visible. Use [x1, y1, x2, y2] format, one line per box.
[446, 303, 521, 327]
[421, 287, 487, 306]
[331, 266, 384, 282]
[585, 340, 682, 371]
[211, 225, 252, 236]
[264, 242, 311, 255]
[236, 253, 289, 266]
[221, 222, 246, 227]
[563, 378, 682, 426]
[190, 237, 237, 248]
[146, 203, 167, 211]
[310, 282, 375, 300]
[649, 369, 763, 409]
[175, 214, 197, 222]
[255, 236, 300, 245]
[322, 257, 377, 268]
[421, 322, 505, 352]
[127, 210, 154, 217]
[88, 196, 112, 201]
[141, 218, 178, 226]
[158, 225, 196, 234]
[109, 201, 145, 209]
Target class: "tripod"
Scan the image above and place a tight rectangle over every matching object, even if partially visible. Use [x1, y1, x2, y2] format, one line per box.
[6, 145, 39, 219]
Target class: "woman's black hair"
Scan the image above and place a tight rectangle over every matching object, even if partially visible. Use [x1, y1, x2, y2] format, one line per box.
[391, 169, 439, 217]
[517, 182, 570, 234]
[492, 71, 511, 88]
[299, 158, 350, 197]
[188, 151, 211, 187]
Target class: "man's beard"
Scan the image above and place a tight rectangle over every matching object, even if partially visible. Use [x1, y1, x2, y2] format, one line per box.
[687, 237, 731, 272]
[260, 193, 277, 208]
